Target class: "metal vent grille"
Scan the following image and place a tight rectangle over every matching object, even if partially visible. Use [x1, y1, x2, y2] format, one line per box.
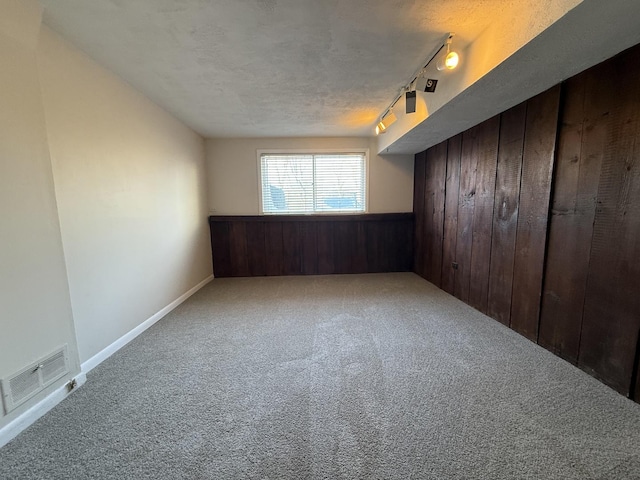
[1, 345, 69, 414]
[8, 370, 40, 405]
[41, 350, 67, 385]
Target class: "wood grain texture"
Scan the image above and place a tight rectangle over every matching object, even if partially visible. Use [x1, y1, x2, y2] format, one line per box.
[423, 140, 447, 287]
[228, 221, 250, 277]
[538, 68, 609, 363]
[316, 222, 335, 275]
[487, 103, 526, 325]
[246, 222, 266, 276]
[411, 43, 640, 402]
[333, 221, 354, 274]
[468, 115, 500, 314]
[209, 214, 413, 277]
[282, 222, 302, 275]
[441, 135, 462, 295]
[578, 47, 640, 395]
[352, 222, 368, 273]
[413, 151, 427, 277]
[264, 222, 284, 276]
[510, 85, 561, 340]
[301, 222, 318, 275]
[210, 221, 231, 277]
[454, 125, 480, 303]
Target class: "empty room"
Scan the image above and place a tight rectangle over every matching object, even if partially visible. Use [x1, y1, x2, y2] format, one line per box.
[2, 0, 640, 478]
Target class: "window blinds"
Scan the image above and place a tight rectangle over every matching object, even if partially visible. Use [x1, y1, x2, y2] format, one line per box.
[260, 153, 366, 214]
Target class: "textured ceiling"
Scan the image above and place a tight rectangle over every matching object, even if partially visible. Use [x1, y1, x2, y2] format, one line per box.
[39, 0, 519, 138]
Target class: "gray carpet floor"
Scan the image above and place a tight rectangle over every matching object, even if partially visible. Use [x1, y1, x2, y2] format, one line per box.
[1, 273, 640, 479]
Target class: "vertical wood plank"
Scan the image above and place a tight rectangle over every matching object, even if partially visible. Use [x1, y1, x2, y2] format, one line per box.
[301, 222, 318, 275]
[333, 221, 352, 274]
[210, 221, 232, 278]
[399, 217, 414, 271]
[424, 140, 447, 287]
[454, 126, 480, 302]
[510, 85, 561, 340]
[487, 103, 527, 325]
[365, 221, 381, 273]
[578, 48, 640, 395]
[353, 221, 368, 273]
[282, 222, 302, 275]
[229, 221, 250, 277]
[245, 221, 266, 276]
[386, 219, 402, 272]
[441, 134, 462, 295]
[468, 115, 500, 314]
[538, 69, 609, 362]
[264, 222, 284, 276]
[413, 151, 427, 277]
[317, 222, 335, 274]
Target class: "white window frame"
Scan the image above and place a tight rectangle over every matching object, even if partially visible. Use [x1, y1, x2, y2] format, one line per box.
[257, 149, 370, 215]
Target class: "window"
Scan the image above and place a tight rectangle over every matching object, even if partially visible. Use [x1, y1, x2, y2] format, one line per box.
[259, 152, 367, 214]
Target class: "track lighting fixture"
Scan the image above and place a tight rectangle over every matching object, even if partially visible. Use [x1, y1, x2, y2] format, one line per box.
[375, 110, 397, 135]
[436, 36, 459, 71]
[405, 91, 417, 114]
[374, 33, 459, 134]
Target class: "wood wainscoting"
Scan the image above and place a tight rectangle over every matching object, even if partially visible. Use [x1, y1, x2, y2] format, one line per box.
[413, 43, 640, 401]
[209, 213, 413, 278]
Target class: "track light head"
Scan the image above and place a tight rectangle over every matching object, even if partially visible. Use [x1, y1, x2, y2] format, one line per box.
[437, 36, 459, 71]
[375, 109, 397, 135]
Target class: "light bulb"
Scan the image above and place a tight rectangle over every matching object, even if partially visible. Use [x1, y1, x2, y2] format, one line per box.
[444, 51, 459, 69]
[437, 51, 459, 71]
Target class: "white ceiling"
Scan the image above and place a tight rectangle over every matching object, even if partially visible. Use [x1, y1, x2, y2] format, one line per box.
[38, 0, 640, 152]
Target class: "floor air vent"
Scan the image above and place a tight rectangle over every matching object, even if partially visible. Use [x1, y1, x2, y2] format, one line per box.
[1, 345, 69, 414]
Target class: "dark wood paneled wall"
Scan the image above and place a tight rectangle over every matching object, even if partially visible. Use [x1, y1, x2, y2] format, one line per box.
[210, 213, 413, 277]
[413, 44, 640, 401]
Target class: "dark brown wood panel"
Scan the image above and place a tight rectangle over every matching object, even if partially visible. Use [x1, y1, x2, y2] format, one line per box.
[245, 222, 266, 276]
[454, 125, 480, 303]
[423, 140, 447, 287]
[316, 222, 334, 275]
[228, 221, 250, 277]
[352, 222, 368, 273]
[394, 215, 414, 272]
[413, 151, 427, 277]
[365, 221, 384, 273]
[333, 221, 355, 274]
[411, 43, 640, 403]
[578, 47, 640, 395]
[468, 115, 500, 314]
[510, 85, 561, 340]
[210, 221, 232, 278]
[209, 214, 413, 278]
[538, 68, 609, 363]
[441, 135, 462, 295]
[487, 102, 527, 325]
[264, 222, 284, 276]
[301, 222, 318, 275]
[282, 222, 302, 275]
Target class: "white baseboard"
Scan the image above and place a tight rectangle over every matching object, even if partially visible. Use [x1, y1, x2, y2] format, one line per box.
[81, 274, 214, 374]
[0, 275, 213, 450]
[0, 372, 87, 449]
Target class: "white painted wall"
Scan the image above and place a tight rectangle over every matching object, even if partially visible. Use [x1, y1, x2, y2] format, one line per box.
[0, 0, 80, 430]
[37, 26, 213, 365]
[206, 137, 413, 215]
